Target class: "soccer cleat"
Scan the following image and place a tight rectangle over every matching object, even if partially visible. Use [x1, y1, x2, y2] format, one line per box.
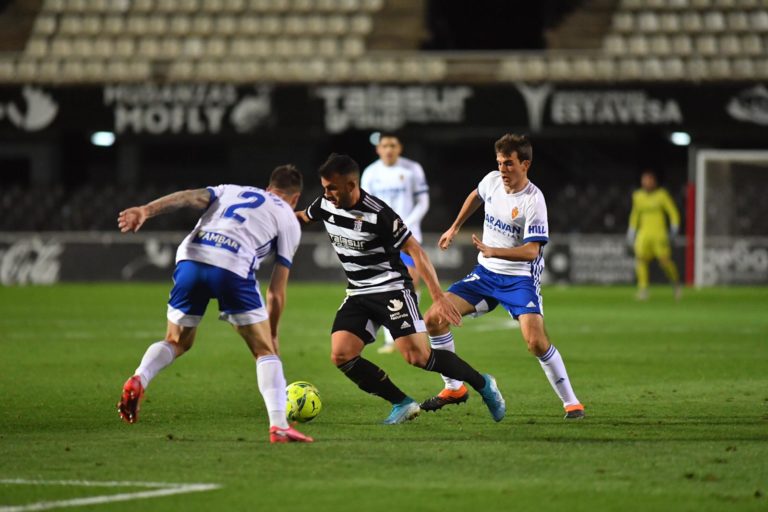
[382, 397, 420, 425]
[377, 343, 397, 354]
[479, 374, 506, 422]
[419, 385, 469, 412]
[564, 404, 585, 420]
[635, 288, 649, 301]
[117, 375, 144, 424]
[674, 285, 683, 301]
[269, 425, 314, 443]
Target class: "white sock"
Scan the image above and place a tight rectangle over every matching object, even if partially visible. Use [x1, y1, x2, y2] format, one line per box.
[383, 328, 394, 345]
[134, 341, 176, 389]
[429, 332, 463, 391]
[256, 355, 289, 429]
[538, 345, 580, 407]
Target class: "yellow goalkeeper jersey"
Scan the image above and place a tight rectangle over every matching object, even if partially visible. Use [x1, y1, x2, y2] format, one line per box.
[629, 188, 680, 236]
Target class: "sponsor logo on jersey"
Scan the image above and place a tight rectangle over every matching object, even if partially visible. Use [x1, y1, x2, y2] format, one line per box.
[400, 320, 411, 329]
[387, 299, 404, 312]
[528, 225, 546, 235]
[192, 230, 241, 253]
[484, 213, 522, 236]
[328, 233, 365, 250]
[511, 207, 519, 219]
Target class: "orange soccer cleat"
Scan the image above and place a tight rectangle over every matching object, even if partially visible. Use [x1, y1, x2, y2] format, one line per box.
[117, 375, 144, 424]
[269, 425, 314, 444]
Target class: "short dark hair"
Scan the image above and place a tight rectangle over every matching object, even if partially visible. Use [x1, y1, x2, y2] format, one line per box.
[494, 133, 532, 162]
[318, 153, 360, 179]
[378, 132, 401, 144]
[269, 164, 303, 194]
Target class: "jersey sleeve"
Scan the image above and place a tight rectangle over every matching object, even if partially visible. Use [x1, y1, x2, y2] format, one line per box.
[378, 204, 412, 250]
[661, 189, 680, 228]
[523, 190, 549, 245]
[412, 162, 429, 195]
[275, 210, 301, 268]
[360, 165, 372, 193]
[476, 172, 495, 201]
[628, 190, 640, 231]
[206, 185, 226, 204]
[304, 195, 323, 221]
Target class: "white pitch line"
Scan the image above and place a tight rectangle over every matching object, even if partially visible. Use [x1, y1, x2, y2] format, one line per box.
[0, 480, 221, 512]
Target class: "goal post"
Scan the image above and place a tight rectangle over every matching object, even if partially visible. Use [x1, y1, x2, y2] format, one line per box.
[692, 149, 768, 287]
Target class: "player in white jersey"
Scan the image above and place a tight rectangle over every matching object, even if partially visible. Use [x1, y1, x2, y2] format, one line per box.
[361, 133, 430, 354]
[115, 165, 313, 443]
[422, 134, 585, 420]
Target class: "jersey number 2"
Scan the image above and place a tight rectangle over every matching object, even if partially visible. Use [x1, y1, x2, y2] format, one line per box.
[223, 191, 265, 223]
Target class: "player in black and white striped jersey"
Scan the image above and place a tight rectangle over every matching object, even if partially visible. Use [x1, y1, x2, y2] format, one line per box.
[297, 153, 506, 425]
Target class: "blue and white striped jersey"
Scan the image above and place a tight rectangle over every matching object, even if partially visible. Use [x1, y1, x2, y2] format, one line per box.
[176, 184, 301, 278]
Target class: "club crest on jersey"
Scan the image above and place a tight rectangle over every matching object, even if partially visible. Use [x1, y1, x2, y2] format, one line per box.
[354, 215, 363, 232]
[511, 207, 519, 219]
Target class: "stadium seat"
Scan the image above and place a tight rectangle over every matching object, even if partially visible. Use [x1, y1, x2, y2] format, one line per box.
[350, 14, 373, 34]
[627, 35, 650, 55]
[114, 38, 137, 57]
[660, 13, 681, 32]
[637, 12, 660, 32]
[719, 34, 742, 54]
[649, 34, 671, 54]
[726, 10, 749, 31]
[0, 59, 14, 80]
[33, 15, 57, 36]
[102, 15, 126, 35]
[671, 34, 694, 54]
[681, 12, 703, 31]
[751, 10, 768, 31]
[742, 33, 764, 54]
[25, 39, 49, 58]
[612, 12, 634, 32]
[604, 34, 626, 54]
[214, 15, 238, 35]
[695, 34, 719, 55]
[703, 11, 726, 32]
[341, 37, 365, 57]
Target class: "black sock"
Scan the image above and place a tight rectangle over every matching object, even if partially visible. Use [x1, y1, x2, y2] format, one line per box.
[424, 350, 486, 391]
[337, 356, 407, 404]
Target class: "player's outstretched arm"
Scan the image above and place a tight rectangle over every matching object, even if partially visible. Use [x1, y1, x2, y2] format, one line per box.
[267, 263, 291, 354]
[471, 234, 540, 262]
[295, 210, 312, 224]
[118, 189, 211, 233]
[402, 236, 462, 326]
[439, 189, 483, 250]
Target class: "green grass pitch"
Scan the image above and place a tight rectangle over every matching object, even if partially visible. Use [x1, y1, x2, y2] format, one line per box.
[1, 283, 767, 511]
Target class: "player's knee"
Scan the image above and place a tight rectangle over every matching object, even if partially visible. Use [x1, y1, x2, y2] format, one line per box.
[524, 335, 548, 357]
[424, 310, 446, 334]
[331, 351, 354, 367]
[400, 344, 430, 367]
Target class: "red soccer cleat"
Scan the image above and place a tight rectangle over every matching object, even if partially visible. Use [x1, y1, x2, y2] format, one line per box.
[269, 425, 314, 444]
[117, 375, 144, 424]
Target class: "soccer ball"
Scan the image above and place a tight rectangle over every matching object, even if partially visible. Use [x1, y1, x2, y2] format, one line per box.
[286, 381, 322, 423]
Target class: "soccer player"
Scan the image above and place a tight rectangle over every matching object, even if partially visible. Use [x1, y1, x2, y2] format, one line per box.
[627, 169, 682, 301]
[116, 165, 313, 444]
[296, 153, 505, 425]
[361, 133, 430, 354]
[421, 134, 585, 420]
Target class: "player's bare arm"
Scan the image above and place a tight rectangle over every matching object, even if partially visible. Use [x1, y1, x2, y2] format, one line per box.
[471, 235, 540, 261]
[295, 210, 312, 224]
[266, 263, 291, 354]
[118, 188, 211, 233]
[439, 189, 484, 250]
[401, 236, 462, 326]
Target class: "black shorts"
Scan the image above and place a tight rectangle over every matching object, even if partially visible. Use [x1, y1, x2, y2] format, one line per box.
[332, 288, 426, 344]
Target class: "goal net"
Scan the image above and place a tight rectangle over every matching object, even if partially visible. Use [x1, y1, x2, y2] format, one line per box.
[693, 150, 768, 286]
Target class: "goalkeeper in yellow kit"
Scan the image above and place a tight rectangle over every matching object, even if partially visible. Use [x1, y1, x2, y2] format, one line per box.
[627, 169, 682, 300]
